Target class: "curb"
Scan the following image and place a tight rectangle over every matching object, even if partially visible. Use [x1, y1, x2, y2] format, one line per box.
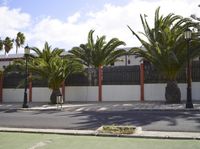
[18, 108, 200, 112]
[0, 127, 199, 140]
[0, 106, 198, 112]
[1, 102, 200, 112]
[0, 108, 200, 112]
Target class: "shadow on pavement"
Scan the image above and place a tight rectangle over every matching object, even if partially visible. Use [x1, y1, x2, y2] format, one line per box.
[0, 109, 200, 132]
[64, 110, 200, 131]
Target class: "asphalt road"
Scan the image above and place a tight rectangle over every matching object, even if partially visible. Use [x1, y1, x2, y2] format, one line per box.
[0, 109, 200, 132]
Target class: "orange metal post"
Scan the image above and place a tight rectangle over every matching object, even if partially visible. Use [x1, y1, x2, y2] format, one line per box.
[140, 61, 144, 101]
[62, 81, 65, 102]
[0, 73, 3, 103]
[98, 65, 102, 102]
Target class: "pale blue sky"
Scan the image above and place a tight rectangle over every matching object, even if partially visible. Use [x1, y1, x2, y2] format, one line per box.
[1, 0, 131, 20]
[0, 0, 199, 54]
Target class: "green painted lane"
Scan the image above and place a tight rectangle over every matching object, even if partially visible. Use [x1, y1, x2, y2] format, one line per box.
[0, 132, 200, 149]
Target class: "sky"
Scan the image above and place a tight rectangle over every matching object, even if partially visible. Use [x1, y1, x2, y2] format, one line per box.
[0, 0, 200, 54]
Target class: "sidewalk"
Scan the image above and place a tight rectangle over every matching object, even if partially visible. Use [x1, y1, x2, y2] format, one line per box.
[1, 101, 200, 111]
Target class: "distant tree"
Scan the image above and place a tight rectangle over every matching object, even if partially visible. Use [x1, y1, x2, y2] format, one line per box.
[0, 32, 25, 55]
[15, 32, 25, 54]
[3, 37, 13, 54]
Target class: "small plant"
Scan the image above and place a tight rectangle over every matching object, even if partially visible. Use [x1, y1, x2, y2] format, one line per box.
[98, 125, 140, 134]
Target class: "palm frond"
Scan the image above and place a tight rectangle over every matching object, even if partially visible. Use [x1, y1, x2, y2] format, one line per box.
[128, 7, 200, 80]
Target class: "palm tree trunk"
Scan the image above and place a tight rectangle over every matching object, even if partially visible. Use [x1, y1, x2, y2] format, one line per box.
[16, 46, 18, 54]
[98, 65, 102, 102]
[165, 80, 181, 103]
[0, 71, 3, 103]
[50, 89, 62, 104]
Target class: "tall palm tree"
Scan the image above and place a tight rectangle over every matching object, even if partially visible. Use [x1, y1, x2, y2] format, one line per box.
[70, 30, 126, 101]
[3, 37, 13, 54]
[69, 43, 93, 86]
[15, 32, 25, 54]
[128, 7, 200, 103]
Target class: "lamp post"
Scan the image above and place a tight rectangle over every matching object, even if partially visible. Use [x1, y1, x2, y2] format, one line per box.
[22, 45, 30, 108]
[184, 28, 193, 108]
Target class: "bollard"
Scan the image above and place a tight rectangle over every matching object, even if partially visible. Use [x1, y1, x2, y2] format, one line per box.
[56, 95, 63, 110]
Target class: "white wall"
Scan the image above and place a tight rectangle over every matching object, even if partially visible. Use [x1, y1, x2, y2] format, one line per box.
[144, 83, 200, 101]
[103, 85, 140, 101]
[191, 82, 200, 100]
[144, 83, 188, 101]
[144, 84, 166, 101]
[179, 83, 187, 101]
[3, 89, 25, 102]
[32, 88, 51, 102]
[3, 88, 51, 103]
[65, 85, 140, 102]
[144, 83, 187, 101]
[65, 86, 98, 102]
[2, 83, 200, 102]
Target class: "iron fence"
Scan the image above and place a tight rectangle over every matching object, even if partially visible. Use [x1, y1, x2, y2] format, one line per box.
[3, 61, 200, 88]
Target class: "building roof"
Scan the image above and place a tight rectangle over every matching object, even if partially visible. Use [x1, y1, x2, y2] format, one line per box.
[0, 47, 142, 61]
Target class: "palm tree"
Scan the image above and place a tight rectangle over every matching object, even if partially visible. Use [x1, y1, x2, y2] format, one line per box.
[28, 42, 83, 104]
[6, 42, 83, 104]
[15, 32, 25, 54]
[30, 42, 64, 60]
[3, 37, 13, 54]
[69, 43, 93, 86]
[128, 7, 200, 103]
[70, 30, 126, 101]
[28, 55, 83, 104]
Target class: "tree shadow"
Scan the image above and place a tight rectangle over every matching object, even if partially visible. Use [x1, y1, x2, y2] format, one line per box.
[1, 109, 199, 132]
[64, 110, 200, 131]
[0, 109, 18, 113]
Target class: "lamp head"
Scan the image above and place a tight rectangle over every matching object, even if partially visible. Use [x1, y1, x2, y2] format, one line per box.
[24, 45, 30, 55]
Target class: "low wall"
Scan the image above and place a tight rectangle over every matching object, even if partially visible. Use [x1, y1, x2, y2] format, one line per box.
[3, 85, 140, 102]
[144, 83, 200, 101]
[65, 85, 140, 102]
[2, 83, 200, 102]
[32, 88, 51, 102]
[102, 85, 140, 101]
[191, 82, 200, 100]
[3, 89, 24, 102]
[65, 86, 98, 102]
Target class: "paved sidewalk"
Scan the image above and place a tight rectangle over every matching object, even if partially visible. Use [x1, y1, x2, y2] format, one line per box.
[1, 101, 200, 111]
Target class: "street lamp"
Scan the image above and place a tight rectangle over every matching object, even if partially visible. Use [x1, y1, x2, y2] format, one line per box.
[22, 45, 30, 108]
[184, 28, 194, 108]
